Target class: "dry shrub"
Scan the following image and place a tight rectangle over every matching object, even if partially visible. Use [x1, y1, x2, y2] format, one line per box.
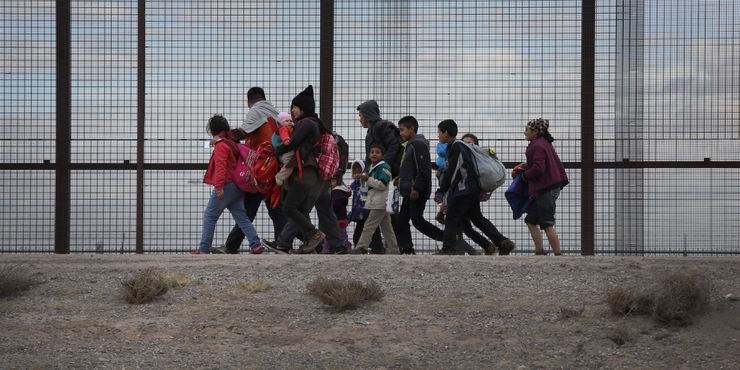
[0, 264, 38, 297]
[606, 271, 713, 327]
[607, 324, 634, 345]
[651, 271, 713, 326]
[121, 267, 169, 304]
[606, 286, 653, 315]
[231, 280, 271, 293]
[307, 277, 384, 311]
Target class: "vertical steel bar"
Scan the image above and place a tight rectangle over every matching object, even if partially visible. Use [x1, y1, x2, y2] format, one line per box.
[55, 0, 71, 254]
[320, 0, 334, 130]
[581, 0, 596, 255]
[136, 0, 145, 253]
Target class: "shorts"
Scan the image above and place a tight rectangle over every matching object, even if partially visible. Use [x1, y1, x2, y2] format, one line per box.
[524, 186, 561, 230]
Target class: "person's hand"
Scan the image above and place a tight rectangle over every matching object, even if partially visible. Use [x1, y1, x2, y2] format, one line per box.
[359, 174, 369, 181]
[435, 169, 442, 179]
[512, 163, 528, 178]
[434, 191, 444, 203]
[410, 189, 419, 201]
[283, 138, 291, 145]
[216, 188, 224, 199]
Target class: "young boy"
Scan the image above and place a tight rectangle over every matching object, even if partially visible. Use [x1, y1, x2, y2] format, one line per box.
[350, 144, 399, 254]
[320, 175, 353, 253]
[435, 119, 515, 255]
[396, 116, 444, 254]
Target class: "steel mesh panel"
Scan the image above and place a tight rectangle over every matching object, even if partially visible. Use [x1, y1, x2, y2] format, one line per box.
[71, 1, 138, 164]
[0, 1, 56, 163]
[0, 171, 55, 252]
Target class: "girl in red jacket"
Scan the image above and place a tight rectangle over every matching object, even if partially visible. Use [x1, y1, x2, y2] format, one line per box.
[193, 115, 263, 254]
[512, 118, 569, 256]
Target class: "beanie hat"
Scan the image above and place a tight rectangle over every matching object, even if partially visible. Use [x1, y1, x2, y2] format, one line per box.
[526, 118, 549, 134]
[291, 85, 315, 115]
[277, 112, 292, 123]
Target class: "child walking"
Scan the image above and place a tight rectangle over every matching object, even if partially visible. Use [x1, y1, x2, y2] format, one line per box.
[194, 115, 263, 254]
[350, 144, 399, 254]
[272, 112, 295, 186]
[348, 160, 384, 253]
[321, 175, 353, 253]
[512, 118, 569, 256]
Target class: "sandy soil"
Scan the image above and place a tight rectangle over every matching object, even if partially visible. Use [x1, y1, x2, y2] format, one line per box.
[1, 254, 738, 369]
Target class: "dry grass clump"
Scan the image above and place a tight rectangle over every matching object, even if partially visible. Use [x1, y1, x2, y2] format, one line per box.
[0, 264, 38, 297]
[607, 324, 635, 345]
[164, 273, 192, 289]
[307, 277, 384, 311]
[559, 306, 585, 319]
[121, 267, 169, 304]
[231, 280, 271, 293]
[606, 271, 714, 326]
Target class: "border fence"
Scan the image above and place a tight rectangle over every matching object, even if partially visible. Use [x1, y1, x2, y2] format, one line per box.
[2, 1, 739, 255]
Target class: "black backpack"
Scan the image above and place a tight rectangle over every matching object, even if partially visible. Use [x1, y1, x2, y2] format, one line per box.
[333, 131, 350, 178]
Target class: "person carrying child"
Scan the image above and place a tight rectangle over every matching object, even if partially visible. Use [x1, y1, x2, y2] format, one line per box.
[349, 144, 400, 254]
[193, 115, 263, 255]
[272, 111, 295, 186]
[511, 118, 569, 256]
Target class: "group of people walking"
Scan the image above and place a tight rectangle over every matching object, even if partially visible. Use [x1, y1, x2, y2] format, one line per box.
[194, 85, 569, 256]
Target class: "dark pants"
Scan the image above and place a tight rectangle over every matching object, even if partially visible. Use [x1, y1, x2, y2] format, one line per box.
[281, 167, 319, 239]
[396, 197, 443, 253]
[444, 192, 506, 251]
[353, 215, 384, 253]
[462, 219, 492, 249]
[276, 179, 343, 252]
[223, 190, 287, 252]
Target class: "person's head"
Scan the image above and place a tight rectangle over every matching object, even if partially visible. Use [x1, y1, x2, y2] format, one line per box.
[368, 144, 384, 164]
[330, 175, 344, 188]
[437, 119, 458, 144]
[277, 112, 293, 127]
[356, 100, 381, 129]
[461, 133, 478, 145]
[246, 87, 266, 108]
[398, 115, 418, 141]
[525, 118, 554, 143]
[351, 160, 364, 176]
[291, 85, 315, 120]
[207, 114, 230, 136]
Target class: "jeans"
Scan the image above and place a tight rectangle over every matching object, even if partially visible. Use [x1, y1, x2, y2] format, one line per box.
[443, 192, 506, 251]
[396, 196, 444, 253]
[199, 183, 260, 252]
[223, 191, 287, 252]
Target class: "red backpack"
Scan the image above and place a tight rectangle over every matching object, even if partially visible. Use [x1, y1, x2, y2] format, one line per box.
[232, 141, 280, 194]
[314, 131, 340, 181]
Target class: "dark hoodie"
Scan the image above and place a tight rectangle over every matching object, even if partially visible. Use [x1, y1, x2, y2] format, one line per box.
[398, 134, 432, 199]
[357, 100, 402, 177]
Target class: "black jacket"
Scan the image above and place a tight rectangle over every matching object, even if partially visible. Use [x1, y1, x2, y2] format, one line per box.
[398, 134, 432, 199]
[357, 100, 402, 177]
[275, 114, 322, 169]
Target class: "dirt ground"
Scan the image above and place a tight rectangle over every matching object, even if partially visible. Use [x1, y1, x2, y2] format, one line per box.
[0, 254, 738, 369]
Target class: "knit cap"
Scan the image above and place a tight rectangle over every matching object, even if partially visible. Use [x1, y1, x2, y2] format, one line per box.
[291, 85, 315, 115]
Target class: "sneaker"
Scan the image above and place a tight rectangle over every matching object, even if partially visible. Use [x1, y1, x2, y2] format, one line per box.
[349, 246, 368, 254]
[433, 248, 463, 255]
[261, 240, 288, 255]
[250, 244, 265, 255]
[298, 230, 325, 254]
[211, 246, 239, 255]
[498, 239, 516, 255]
[191, 249, 210, 255]
[484, 245, 497, 256]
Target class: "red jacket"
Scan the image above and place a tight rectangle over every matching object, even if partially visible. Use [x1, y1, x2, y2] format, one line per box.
[524, 137, 569, 196]
[203, 136, 238, 191]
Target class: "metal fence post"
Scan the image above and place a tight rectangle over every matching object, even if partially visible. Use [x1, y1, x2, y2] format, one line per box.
[55, 0, 71, 254]
[320, 0, 334, 130]
[581, 0, 596, 255]
[136, 0, 146, 254]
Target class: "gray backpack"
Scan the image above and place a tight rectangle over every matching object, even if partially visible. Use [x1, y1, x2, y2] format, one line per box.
[455, 140, 507, 193]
